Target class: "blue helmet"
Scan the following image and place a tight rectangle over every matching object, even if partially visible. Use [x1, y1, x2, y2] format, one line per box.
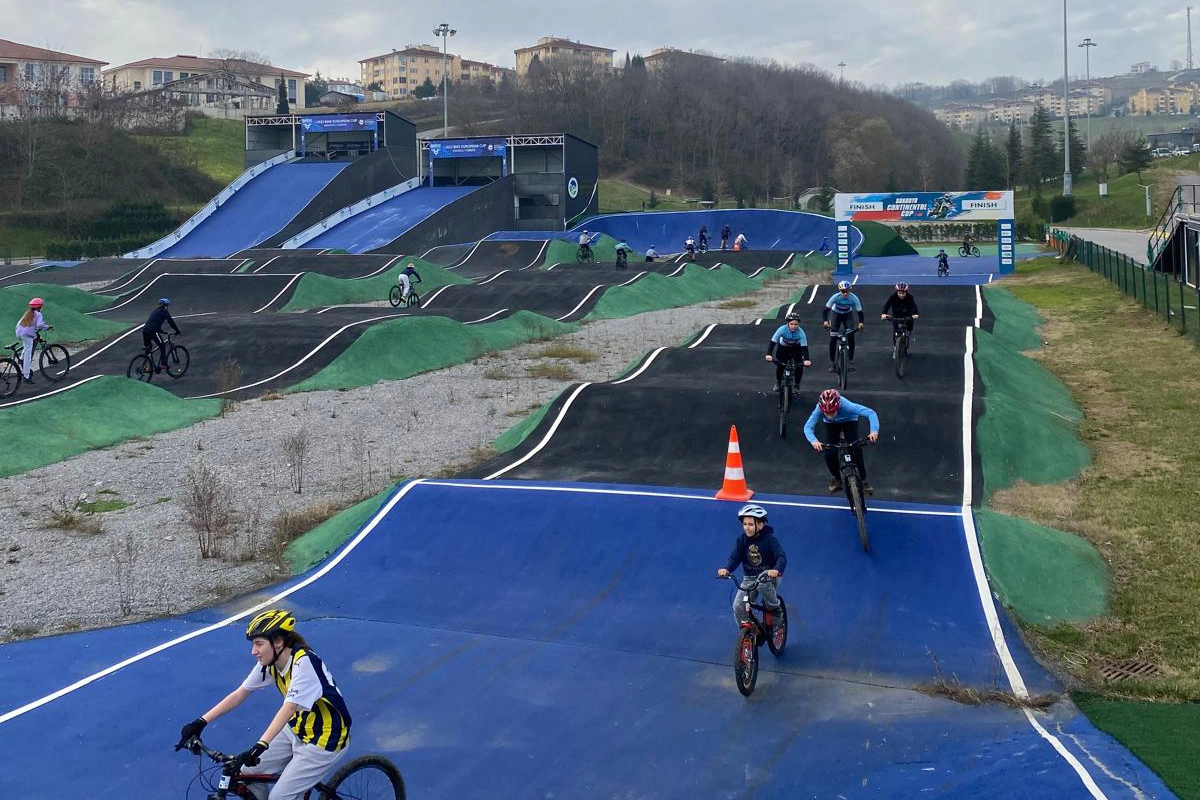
[158, 298, 171, 306]
[836, 281, 851, 291]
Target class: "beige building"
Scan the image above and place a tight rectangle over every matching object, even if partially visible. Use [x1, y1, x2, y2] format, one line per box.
[104, 54, 307, 114]
[1019, 89, 1108, 118]
[514, 37, 615, 77]
[933, 104, 989, 129]
[460, 59, 514, 87]
[1129, 84, 1199, 115]
[642, 47, 724, 72]
[359, 45, 462, 99]
[987, 100, 1036, 124]
[0, 38, 106, 117]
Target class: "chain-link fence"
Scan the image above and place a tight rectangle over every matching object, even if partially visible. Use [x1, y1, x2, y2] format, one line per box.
[1049, 228, 1200, 341]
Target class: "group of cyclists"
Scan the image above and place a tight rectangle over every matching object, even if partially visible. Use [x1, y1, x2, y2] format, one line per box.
[577, 223, 750, 267]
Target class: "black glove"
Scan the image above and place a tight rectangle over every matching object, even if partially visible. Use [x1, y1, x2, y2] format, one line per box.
[175, 716, 207, 750]
[231, 740, 269, 771]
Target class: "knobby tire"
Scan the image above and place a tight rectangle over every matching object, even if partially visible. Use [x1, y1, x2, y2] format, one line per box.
[847, 478, 870, 552]
[837, 346, 849, 391]
[0, 357, 20, 398]
[767, 598, 788, 656]
[166, 345, 190, 378]
[320, 754, 406, 800]
[735, 632, 759, 696]
[39, 343, 70, 382]
[777, 383, 790, 438]
[894, 334, 908, 379]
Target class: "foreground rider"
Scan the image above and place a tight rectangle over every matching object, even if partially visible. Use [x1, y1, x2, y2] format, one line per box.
[880, 282, 920, 343]
[716, 504, 786, 628]
[804, 388, 880, 494]
[175, 609, 352, 800]
[14, 297, 51, 385]
[765, 312, 812, 392]
[143, 298, 181, 374]
[936, 248, 950, 276]
[398, 262, 422, 302]
[822, 281, 865, 371]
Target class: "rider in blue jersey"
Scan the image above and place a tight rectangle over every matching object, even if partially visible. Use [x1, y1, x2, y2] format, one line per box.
[822, 281, 865, 371]
[764, 312, 812, 392]
[803, 388, 880, 493]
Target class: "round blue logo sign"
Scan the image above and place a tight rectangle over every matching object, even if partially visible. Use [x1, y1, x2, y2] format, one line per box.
[567, 177, 579, 199]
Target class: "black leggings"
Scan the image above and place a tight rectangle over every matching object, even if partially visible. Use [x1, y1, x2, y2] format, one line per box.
[142, 329, 167, 366]
[828, 313, 857, 361]
[891, 318, 915, 339]
[822, 420, 867, 480]
[772, 345, 807, 383]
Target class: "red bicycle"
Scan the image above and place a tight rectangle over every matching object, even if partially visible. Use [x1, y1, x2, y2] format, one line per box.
[719, 573, 788, 696]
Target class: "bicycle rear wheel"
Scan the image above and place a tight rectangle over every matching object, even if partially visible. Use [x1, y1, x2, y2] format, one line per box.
[734, 631, 759, 696]
[320, 754, 406, 800]
[166, 345, 190, 378]
[847, 478, 870, 552]
[766, 598, 788, 656]
[0, 357, 21, 398]
[388, 285, 403, 307]
[128, 354, 154, 383]
[39, 344, 70, 382]
[894, 334, 908, 379]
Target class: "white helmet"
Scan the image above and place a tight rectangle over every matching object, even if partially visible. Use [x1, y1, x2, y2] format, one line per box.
[737, 504, 768, 520]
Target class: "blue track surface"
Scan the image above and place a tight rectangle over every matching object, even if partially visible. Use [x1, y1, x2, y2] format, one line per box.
[159, 162, 348, 258]
[304, 186, 477, 253]
[852, 252, 1045, 286]
[0, 479, 1176, 799]
[570, 209, 861, 253]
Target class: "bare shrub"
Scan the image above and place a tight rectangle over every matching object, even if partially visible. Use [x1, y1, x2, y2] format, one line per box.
[282, 427, 310, 494]
[215, 356, 243, 416]
[181, 462, 236, 558]
[112, 532, 137, 617]
[45, 494, 104, 535]
[272, 499, 345, 560]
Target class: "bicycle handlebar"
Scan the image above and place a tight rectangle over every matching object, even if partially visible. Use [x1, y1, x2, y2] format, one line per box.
[181, 736, 229, 764]
[816, 438, 873, 450]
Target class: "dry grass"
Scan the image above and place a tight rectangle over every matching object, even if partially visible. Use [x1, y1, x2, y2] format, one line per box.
[436, 444, 497, 477]
[533, 344, 600, 362]
[482, 365, 510, 380]
[526, 362, 577, 380]
[44, 495, 104, 535]
[915, 675, 1059, 710]
[258, 390, 285, 401]
[717, 298, 756, 309]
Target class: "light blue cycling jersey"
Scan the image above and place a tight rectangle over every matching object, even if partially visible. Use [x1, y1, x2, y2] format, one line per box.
[825, 292, 863, 315]
[803, 398, 880, 444]
[770, 324, 808, 347]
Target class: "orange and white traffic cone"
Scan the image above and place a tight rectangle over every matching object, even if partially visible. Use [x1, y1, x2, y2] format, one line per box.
[715, 425, 754, 501]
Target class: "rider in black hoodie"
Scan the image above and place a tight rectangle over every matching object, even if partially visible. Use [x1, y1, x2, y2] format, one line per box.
[717, 504, 787, 628]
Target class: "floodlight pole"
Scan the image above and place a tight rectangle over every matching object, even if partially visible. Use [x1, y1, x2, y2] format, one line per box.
[434, 22, 456, 137]
[837, 61, 846, 85]
[1078, 38, 1097, 154]
[1062, 0, 1073, 196]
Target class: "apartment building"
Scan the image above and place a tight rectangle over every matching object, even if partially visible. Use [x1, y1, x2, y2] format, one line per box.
[642, 47, 725, 72]
[987, 100, 1036, 124]
[1129, 84, 1199, 115]
[1018, 89, 1109, 118]
[460, 59, 514, 86]
[933, 104, 989, 128]
[0, 38, 106, 116]
[514, 37, 615, 77]
[359, 45, 461, 99]
[1130, 62, 1154, 75]
[104, 54, 308, 114]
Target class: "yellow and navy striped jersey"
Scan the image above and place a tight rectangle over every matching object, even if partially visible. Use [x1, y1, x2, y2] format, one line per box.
[268, 648, 352, 752]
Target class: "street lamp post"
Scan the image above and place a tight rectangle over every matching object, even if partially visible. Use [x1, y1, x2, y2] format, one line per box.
[837, 61, 846, 85]
[433, 22, 456, 137]
[1062, 0, 1073, 196]
[1078, 37, 1097, 155]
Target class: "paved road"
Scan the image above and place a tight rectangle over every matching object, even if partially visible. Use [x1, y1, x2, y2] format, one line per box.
[1060, 227, 1151, 264]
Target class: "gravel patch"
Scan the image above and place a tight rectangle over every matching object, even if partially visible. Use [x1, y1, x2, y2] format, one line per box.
[0, 271, 821, 640]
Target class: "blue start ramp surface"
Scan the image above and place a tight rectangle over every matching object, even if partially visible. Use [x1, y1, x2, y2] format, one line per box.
[0, 479, 1174, 800]
[159, 162, 348, 258]
[304, 185, 477, 253]
[574, 209, 860, 254]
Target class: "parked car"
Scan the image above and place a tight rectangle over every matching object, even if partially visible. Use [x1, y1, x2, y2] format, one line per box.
[1192, 142, 1200, 152]
[1151, 148, 1172, 158]
[1172, 147, 1191, 156]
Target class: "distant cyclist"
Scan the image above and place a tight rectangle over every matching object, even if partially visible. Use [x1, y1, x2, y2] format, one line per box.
[578, 229, 594, 260]
[721, 223, 732, 250]
[645, 244, 658, 262]
[961, 231, 974, 255]
[765, 312, 812, 392]
[734, 232, 749, 251]
[143, 298, 181, 374]
[614, 238, 631, 270]
[398, 262, 422, 302]
[698, 226, 710, 252]
[804, 388, 880, 494]
[936, 248, 950, 277]
[822, 281, 864, 371]
[880, 282, 919, 344]
[684, 236, 697, 261]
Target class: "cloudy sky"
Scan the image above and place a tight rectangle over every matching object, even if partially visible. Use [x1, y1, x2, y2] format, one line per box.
[2, 0, 1190, 86]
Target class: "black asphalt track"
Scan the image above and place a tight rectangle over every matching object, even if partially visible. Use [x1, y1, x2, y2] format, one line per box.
[420, 243, 475, 267]
[92, 273, 304, 321]
[447, 240, 548, 276]
[92, 259, 249, 294]
[690, 250, 801, 271]
[0, 258, 150, 288]
[242, 252, 400, 278]
[469, 285, 987, 505]
[416, 267, 655, 322]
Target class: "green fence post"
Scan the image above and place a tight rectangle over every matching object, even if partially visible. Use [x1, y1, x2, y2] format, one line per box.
[1166, 274, 1173, 327]
[1181, 275, 1188, 334]
[1154, 267, 1161, 316]
[1132, 262, 1139, 301]
[1142, 264, 1148, 308]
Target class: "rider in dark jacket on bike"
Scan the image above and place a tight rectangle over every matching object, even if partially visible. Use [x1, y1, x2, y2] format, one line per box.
[143, 298, 181, 373]
[716, 504, 786, 628]
[880, 282, 920, 342]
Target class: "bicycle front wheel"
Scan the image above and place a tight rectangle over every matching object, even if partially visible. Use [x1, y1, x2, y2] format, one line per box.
[777, 384, 790, 438]
[166, 345, 190, 378]
[388, 285, 403, 307]
[320, 755, 406, 800]
[0, 357, 21, 398]
[837, 348, 849, 391]
[405, 291, 421, 309]
[39, 343, 70, 382]
[894, 335, 908, 379]
[767, 598, 788, 656]
[847, 479, 870, 553]
[128, 354, 154, 383]
[971, 246, 981, 257]
[734, 632, 759, 696]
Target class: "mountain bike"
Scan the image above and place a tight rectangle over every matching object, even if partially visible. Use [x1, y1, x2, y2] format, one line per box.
[773, 356, 806, 438]
[3, 331, 70, 385]
[576, 244, 594, 264]
[937, 259, 950, 278]
[0, 355, 20, 398]
[180, 736, 405, 800]
[615, 249, 628, 270]
[128, 332, 189, 382]
[818, 437, 873, 552]
[884, 315, 914, 379]
[829, 325, 855, 391]
[718, 573, 788, 697]
[958, 244, 981, 257]
[388, 284, 421, 308]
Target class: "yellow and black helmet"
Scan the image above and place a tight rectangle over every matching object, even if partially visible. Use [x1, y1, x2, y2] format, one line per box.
[245, 609, 296, 641]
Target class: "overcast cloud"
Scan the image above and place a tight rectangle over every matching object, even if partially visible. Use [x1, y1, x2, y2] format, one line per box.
[1, 0, 1189, 87]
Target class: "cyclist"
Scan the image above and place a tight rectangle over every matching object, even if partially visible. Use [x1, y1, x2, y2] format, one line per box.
[578, 229, 594, 261]
[175, 609, 352, 800]
[720, 223, 732, 250]
[398, 262, 422, 303]
[822, 281, 865, 372]
[716, 504, 786, 629]
[644, 244, 658, 262]
[880, 282, 920, 345]
[684, 236, 697, 261]
[698, 225, 710, 252]
[734, 232, 748, 251]
[765, 311, 812, 392]
[936, 248, 950, 276]
[819, 235, 831, 255]
[962, 230, 974, 255]
[142, 298, 181, 374]
[14, 297, 51, 385]
[804, 388, 880, 494]
[614, 238, 631, 269]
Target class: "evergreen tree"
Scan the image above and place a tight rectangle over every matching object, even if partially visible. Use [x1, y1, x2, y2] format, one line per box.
[631, 54, 646, 71]
[276, 75, 289, 114]
[1024, 104, 1058, 188]
[965, 130, 1006, 189]
[816, 184, 836, 214]
[1119, 135, 1153, 178]
[414, 77, 437, 98]
[1058, 119, 1087, 178]
[1005, 123, 1023, 190]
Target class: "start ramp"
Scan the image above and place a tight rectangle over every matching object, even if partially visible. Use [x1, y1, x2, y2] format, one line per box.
[0, 478, 1174, 799]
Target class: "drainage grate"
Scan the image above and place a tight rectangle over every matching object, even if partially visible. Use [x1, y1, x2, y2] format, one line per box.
[1099, 659, 1163, 682]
